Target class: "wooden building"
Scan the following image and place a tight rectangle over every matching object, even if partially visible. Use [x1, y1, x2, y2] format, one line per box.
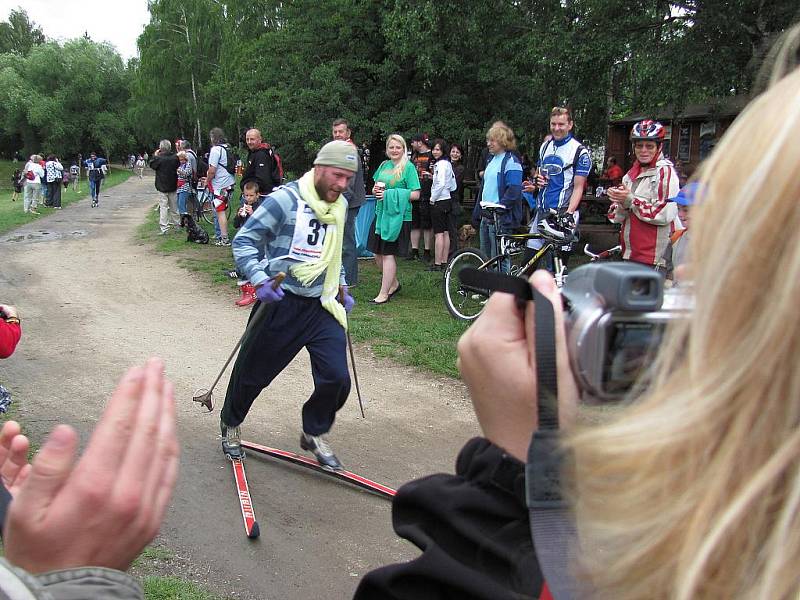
[606, 96, 749, 177]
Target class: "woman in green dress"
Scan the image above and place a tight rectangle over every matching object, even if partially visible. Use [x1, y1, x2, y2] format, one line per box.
[367, 134, 421, 304]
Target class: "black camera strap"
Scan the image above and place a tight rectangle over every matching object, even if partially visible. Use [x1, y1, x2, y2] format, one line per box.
[526, 286, 583, 600]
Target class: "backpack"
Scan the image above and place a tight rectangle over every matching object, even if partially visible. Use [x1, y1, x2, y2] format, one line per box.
[260, 142, 284, 188]
[25, 170, 35, 181]
[184, 149, 203, 182]
[217, 144, 237, 176]
[271, 147, 284, 183]
[187, 149, 208, 181]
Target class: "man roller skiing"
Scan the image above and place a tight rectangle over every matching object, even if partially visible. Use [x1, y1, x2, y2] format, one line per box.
[219, 140, 357, 470]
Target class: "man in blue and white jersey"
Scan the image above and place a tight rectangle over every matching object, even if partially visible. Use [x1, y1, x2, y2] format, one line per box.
[525, 107, 591, 255]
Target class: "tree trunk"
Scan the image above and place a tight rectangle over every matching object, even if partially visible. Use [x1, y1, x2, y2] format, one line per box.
[179, 6, 203, 151]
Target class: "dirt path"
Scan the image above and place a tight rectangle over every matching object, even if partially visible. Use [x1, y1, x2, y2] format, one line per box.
[0, 175, 480, 599]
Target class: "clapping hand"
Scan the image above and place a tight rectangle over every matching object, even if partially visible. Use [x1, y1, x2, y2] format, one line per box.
[4, 358, 179, 574]
[0, 421, 31, 497]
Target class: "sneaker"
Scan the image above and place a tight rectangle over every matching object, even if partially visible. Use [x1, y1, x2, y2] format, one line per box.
[91, 200, 98, 207]
[221, 420, 244, 459]
[300, 432, 343, 471]
[215, 237, 231, 247]
[405, 249, 419, 261]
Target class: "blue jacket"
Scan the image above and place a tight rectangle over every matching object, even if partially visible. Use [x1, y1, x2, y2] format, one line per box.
[472, 152, 523, 231]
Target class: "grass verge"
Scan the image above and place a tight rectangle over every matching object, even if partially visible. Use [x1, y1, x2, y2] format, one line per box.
[132, 546, 228, 600]
[0, 161, 133, 235]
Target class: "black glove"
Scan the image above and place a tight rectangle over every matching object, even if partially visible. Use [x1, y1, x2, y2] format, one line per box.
[559, 212, 576, 231]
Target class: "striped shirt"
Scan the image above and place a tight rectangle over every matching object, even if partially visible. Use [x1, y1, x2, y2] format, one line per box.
[232, 181, 347, 296]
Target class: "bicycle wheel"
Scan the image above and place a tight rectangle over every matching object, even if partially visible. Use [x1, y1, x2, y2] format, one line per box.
[197, 190, 231, 225]
[443, 247, 491, 321]
[198, 190, 216, 225]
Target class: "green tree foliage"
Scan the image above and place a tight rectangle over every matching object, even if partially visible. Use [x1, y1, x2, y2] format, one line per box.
[0, 2, 793, 169]
[131, 0, 795, 174]
[132, 0, 226, 151]
[0, 9, 45, 56]
[229, 0, 388, 167]
[1, 2, 785, 170]
[0, 38, 133, 160]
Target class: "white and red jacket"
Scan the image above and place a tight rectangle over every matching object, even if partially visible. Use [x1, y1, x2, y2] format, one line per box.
[608, 155, 679, 267]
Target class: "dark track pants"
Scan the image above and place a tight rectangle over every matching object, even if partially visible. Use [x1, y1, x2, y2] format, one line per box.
[221, 292, 350, 436]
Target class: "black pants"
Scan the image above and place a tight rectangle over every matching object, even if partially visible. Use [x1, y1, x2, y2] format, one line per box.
[47, 181, 62, 208]
[447, 201, 460, 261]
[221, 293, 350, 436]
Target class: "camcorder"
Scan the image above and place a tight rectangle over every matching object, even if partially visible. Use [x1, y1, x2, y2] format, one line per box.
[561, 262, 691, 402]
[460, 262, 692, 402]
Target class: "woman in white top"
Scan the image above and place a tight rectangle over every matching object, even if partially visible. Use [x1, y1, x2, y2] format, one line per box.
[22, 155, 44, 214]
[428, 139, 456, 271]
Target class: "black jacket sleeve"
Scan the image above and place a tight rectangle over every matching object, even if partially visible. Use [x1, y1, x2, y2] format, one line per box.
[354, 437, 543, 600]
[240, 148, 276, 193]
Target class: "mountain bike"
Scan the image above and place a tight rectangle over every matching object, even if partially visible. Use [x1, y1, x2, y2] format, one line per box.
[443, 205, 576, 321]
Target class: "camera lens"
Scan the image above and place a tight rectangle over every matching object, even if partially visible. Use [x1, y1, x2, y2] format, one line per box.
[630, 278, 652, 297]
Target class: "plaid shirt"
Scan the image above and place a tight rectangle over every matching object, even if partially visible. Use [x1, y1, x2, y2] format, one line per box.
[232, 181, 346, 296]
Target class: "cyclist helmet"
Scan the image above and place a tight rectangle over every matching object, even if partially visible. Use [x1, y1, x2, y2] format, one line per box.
[537, 210, 576, 242]
[630, 119, 666, 143]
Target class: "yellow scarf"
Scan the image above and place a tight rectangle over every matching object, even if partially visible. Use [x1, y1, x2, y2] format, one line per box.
[292, 170, 348, 330]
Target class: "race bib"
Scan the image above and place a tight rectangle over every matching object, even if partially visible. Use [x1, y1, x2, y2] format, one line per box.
[288, 200, 333, 262]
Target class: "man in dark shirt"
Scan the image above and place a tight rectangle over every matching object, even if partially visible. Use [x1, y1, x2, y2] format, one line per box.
[332, 118, 365, 286]
[148, 139, 180, 235]
[240, 128, 281, 195]
[410, 133, 434, 261]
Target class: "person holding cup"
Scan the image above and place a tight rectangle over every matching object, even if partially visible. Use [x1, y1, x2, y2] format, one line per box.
[525, 108, 591, 267]
[366, 134, 421, 304]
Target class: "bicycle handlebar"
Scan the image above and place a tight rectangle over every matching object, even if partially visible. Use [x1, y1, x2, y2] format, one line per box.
[584, 243, 622, 260]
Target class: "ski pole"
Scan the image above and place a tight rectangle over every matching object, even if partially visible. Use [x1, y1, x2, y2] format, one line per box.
[347, 328, 366, 418]
[193, 273, 285, 411]
[340, 287, 366, 418]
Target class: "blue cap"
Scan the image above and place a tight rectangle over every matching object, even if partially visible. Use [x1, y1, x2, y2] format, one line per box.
[674, 182, 702, 206]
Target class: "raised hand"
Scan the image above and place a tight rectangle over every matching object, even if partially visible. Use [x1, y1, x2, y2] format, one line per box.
[0, 420, 31, 497]
[4, 358, 179, 573]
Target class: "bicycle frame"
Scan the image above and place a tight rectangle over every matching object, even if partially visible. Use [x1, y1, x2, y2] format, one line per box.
[488, 207, 567, 279]
[443, 208, 572, 321]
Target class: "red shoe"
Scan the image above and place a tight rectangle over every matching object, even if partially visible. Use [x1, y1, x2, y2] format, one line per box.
[235, 283, 256, 307]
